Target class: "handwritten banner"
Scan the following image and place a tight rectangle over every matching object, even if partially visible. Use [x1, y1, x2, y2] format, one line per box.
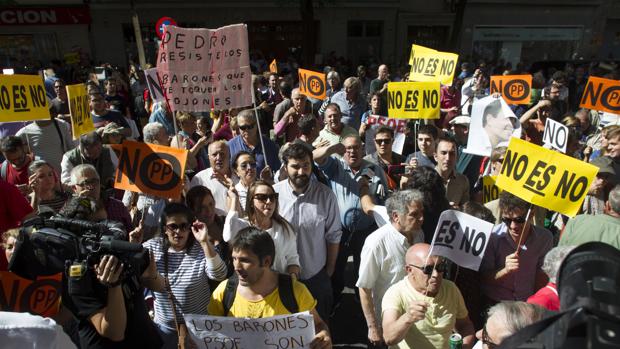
[66, 83, 95, 140]
[157, 24, 252, 112]
[185, 312, 315, 349]
[387, 81, 440, 119]
[495, 138, 598, 217]
[298, 68, 326, 100]
[579, 76, 620, 114]
[0, 74, 49, 122]
[408, 44, 459, 85]
[490, 75, 532, 105]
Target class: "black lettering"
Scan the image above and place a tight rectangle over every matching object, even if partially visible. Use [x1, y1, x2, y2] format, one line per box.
[174, 33, 185, 49]
[569, 176, 588, 201]
[524, 160, 548, 196]
[116, 147, 141, 184]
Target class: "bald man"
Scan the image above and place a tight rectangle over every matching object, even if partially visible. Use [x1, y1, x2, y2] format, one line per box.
[369, 64, 389, 115]
[381, 243, 475, 349]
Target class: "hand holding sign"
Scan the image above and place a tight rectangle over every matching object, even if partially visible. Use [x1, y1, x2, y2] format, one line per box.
[503, 252, 520, 274]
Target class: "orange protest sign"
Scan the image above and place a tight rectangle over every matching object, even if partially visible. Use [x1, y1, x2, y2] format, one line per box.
[298, 68, 326, 100]
[490, 75, 532, 105]
[269, 59, 278, 73]
[0, 272, 62, 317]
[580, 76, 620, 114]
[114, 141, 188, 199]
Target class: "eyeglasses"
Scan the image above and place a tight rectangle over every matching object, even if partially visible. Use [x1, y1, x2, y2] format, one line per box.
[408, 262, 448, 275]
[166, 222, 189, 232]
[375, 138, 392, 145]
[238, 124, 255, 131]
[76, 178, 100, 188]
[482, 325, 499, 348]
[239, 162, 257, 170]
[254, 193, 278, 202]
[501, 216, 527, 225]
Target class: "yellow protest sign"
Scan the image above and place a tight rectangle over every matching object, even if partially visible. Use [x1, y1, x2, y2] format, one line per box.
[0, 74, 49, 122]
[408, 44, 459, 85]
[482, 175, 502, 203]
[66, 83, 95, 140]
[387, 81, 440, 119]
[495, 138, 598, 217]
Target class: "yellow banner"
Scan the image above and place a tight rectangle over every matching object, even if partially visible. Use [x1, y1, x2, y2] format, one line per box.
[408, 44, 459, 85]
[482, 175, 502, 204]
[387, 81, 440, 119]
[66, 84, 95, 140]
[495, 138, 598, 217]
[0, 74, 49, 122]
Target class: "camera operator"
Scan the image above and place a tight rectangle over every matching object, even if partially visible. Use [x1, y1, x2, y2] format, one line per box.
[59, 195, 164, 348]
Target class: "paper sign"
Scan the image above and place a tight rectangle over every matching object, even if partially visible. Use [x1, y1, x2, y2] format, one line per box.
[387, 81, 440, 119]
[408, 44, 459, 85]
[157, 24, 253, 112]
[490, 75, 532, 105]
[270, 59, 278, 73]
[429, 210, 494, 271]
[482, 175, 502, 204]
[580, 76, 620, 114]
[185, 312, 315, 349]
[0, 272, 61, 317]
[114, 141, 188, 200]
[364, 114, 408, 154]
[495, 138, 598, 217]
[0, 74, 49, 122]
[144, 68, 166, 103]
[298, 68, 326, 100]
[542, 118, 568, 153]
[66, 83, 95, 140]
[464, 95, 522, 157]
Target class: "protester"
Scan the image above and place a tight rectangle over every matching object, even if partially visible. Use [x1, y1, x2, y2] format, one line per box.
[405, 124, 438, 170]
[170, 112, 210, 173]
[327, 77, 365, 130]
[0, 136, 36, 194]
[0, 178, 34, 269]
[89, 92, 132, 137]
[61, 131, 116, 189]
[527, 246, 575, 311]
[580, 156, 616, 214]
[149, 101, 176, 137]
[475, 302, 544, 348]
[274, 88, 312, 143]
[520, 98, 552, 145]
[364, 126, 405, 188]
[28, 160, 70, 213]
[313, 103, 358, 147]
[50, 79, 71, 122]
[434, 137, 470, 208]
[229, 109, 280, 175]
[369, 65, 389, 115]
[359, 92, 384, 140]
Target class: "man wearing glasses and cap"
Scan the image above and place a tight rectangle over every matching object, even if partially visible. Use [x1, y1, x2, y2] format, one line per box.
[382, 243, 475, 349]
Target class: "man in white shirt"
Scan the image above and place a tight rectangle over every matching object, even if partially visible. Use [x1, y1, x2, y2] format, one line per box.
[357, 189, 425, 347]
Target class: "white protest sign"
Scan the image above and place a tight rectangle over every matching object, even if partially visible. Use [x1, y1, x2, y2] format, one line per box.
[364, 115, 407, 155]
[185, 312, 315, 349]
[464, 95, 522, 157]
[542, 118, 568, 153]
[144, 68, 166, 103]
[429, 210, 494, 271]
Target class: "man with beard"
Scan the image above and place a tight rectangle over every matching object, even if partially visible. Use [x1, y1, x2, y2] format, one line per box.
[382, 243, 475, 349]
[274, 143, 342, 322]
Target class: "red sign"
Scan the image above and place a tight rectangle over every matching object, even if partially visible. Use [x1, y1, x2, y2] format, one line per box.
[156, 16, 177, 39]
[0, 6, 91, 25]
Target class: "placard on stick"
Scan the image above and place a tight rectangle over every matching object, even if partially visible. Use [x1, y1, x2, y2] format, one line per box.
[580, 76, 620, 114]
[66, 83, 95, 140]
[490, 75, 532, 105]
[542, 118, 568, 153]
[298, 68, 326, 100]
[0, 74, 49, 122]
[387, 81, 440, 119]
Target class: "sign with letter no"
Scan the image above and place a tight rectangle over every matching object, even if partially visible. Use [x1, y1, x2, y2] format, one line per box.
[429, 210, 494, 271]
[580, 76, 620, 114]
[542, 118, 568, 153]
[155, 16, 177, 39]
[0, 74, 49, 122]
[387, 81, 440, 119]
[298, 68, 326, 100]
[490, 75, 532, 105]
[66, 83, 95, 140]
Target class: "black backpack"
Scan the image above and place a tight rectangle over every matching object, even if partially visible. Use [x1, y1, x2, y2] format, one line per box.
[222, 273, 299, 315]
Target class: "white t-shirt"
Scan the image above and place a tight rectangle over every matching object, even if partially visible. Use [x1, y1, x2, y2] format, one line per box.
[189, 168, 238, 215]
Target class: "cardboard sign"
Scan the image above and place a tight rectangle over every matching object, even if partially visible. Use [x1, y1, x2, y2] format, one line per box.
[495, 138, 598, 217]
[0, 74, 49, 122]
[482, 175, 502, 204]
[157, 24, 252, 112]
[144, 68, 166, 103]
[269, 59, 278, 73]
[580, 76, 620, 114]
[185, 312, 315, 349]
[114, 141, 188, 200]
[0, 272, 61, 317]
[542, 118, 569, 153]
[429, 210, 494, 271]
[298, 68, 326, 100]
[387, 81, 440, 119]
[490, 75, 532, 105]
[408, 44, 459, 85]
[66, 83, 95, 140]
[464, 95, 522, 157]
[364, 115, 408, 155]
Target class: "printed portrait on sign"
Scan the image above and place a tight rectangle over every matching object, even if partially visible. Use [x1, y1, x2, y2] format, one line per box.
[465, 95, 522, 157]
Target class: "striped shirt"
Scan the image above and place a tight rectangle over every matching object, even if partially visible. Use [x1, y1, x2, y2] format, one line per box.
[143, 237, 227, 329]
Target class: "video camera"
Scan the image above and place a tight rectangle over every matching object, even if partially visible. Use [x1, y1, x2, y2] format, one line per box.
[9, 213, 149, 283]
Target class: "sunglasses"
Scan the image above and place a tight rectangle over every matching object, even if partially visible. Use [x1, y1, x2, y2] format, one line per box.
[238, 124, 255, 131]
[166, 222, 190, 232]
[254, 193, 278, 202]
[375, 138, 392, 145]
[239, 162, 257, 170]
[501, 216, 527, 225]
[408, 262, 448, 275]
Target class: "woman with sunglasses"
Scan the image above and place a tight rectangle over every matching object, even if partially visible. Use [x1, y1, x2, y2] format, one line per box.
[143, 203, 227, 349]
[224, 180, 300, 278]
[232, 151, 273, 210]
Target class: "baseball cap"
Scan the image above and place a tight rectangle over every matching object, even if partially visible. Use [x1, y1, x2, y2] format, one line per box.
[449, 115, 471, 126]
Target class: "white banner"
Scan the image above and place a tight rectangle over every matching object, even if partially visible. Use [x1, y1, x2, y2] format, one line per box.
[542, 118, 568, 153]
[429, 210, 494, 271]
[364, 115, 407, 155]
[185, 312, 315, 349]
[464, 95, 521, 157]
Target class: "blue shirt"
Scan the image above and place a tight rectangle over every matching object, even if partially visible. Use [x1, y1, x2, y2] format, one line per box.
[329, 90, 366, 131]
[228, 135, 280, 175]
[148, 107, 175, 136]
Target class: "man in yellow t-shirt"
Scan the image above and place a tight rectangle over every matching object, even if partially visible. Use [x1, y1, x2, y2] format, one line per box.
[382, 243, 475, 349]
[208, 227, 332, 349]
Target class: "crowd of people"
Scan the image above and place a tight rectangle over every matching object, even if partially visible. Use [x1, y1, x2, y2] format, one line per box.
[0, 54, 619, 349]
